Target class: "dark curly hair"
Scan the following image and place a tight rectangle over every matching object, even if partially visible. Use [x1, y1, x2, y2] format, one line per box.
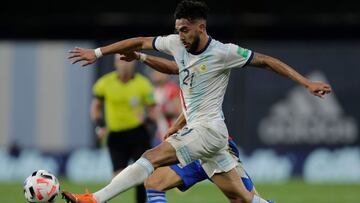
[174, 0, 209, 21]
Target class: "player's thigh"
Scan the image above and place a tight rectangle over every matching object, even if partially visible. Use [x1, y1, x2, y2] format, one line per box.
[166, 124, 228, 168]
[142, 141, 178, 168]
[211, 168, 253, 203]
[144, 166, 183, 191]
[235, 163, 257, 195]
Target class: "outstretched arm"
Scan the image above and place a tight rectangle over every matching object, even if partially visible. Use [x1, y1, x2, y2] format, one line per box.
[68, 37, 154, 66]
[249, 52, 332, 98]
[121, 52, 179, 75]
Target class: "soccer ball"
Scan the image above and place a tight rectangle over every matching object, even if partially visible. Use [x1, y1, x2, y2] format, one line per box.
[23, 170, 60, 203]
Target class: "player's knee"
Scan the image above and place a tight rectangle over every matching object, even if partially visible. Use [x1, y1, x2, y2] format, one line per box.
[142, 149, 158, 167]
[142, 146, 175, 169]
[144, 176, 166, 191]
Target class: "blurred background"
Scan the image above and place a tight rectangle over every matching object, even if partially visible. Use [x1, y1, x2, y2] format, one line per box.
[0, 0, 359, 202]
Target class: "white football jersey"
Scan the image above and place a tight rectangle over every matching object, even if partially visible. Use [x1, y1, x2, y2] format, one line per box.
[153, 34, 253, 125]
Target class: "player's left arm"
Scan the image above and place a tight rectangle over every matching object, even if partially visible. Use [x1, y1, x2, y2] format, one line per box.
[249, 52, 332, 98]
[68, 37, 155, 67]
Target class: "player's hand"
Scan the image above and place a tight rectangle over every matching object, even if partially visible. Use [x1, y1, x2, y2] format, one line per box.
[164, 132, 172, 140]
[164, 128, 177, 140]
[306, 81, 332, 98]
[68, 47, 97, 67]
[120, 52, 140, 62]
[95, 127, 107, 140]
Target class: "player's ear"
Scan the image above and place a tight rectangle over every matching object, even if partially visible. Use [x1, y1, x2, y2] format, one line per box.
[198, 21, 206, 33]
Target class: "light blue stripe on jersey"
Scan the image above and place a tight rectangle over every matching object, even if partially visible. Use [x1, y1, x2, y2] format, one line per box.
[146, 190, 167, 203]
[178, 146, 192, 165]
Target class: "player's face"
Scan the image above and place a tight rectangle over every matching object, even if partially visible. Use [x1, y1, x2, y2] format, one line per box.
[175, 18, 203, 53]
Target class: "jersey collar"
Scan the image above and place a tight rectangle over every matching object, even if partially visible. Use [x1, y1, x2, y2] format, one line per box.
[189, 36, 212, 55]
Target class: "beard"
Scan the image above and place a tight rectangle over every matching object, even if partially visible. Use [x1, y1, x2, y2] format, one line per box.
[188, 34, 200, 54]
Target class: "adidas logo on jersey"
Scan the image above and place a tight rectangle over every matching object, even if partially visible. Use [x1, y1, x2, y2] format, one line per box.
[258, 71, 358, 145]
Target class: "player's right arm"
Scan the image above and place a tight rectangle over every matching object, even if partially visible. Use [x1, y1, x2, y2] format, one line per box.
[164, 112, 186, 139]
[68, 37, 155, 67]
[249, 52, 332, 98]
[223, 43, 332, 99]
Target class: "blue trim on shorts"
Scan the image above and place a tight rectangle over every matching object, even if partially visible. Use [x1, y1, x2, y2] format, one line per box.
[228, 139, 240, 158]
[170, 160, 254, 192]
[170, 161, 208, 192]
[170, 140, 255, 192]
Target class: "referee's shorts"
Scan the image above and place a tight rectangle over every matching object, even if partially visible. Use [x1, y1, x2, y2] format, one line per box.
[107, 124, 151, 171]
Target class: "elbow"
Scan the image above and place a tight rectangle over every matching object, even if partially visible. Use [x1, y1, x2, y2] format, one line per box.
[136, 36, 147, 43]
[171, 69, 179, 75]
[259, 54, 276, 70]
[134, 37, 146, 50]
[170, 62, 179, 75]
[136, 37, 154, 50]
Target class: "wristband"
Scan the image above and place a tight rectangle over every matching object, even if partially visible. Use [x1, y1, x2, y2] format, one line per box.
[94, 48, 103, 58]
[138, 53, 147, 62]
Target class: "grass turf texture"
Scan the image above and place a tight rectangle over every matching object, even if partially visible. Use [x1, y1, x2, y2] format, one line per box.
[2, 179, 359, 203]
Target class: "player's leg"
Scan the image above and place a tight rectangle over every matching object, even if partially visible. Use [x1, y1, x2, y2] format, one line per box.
[228, 140, 275, 202]
[62, 124, 225, 203]
[144, 166, 184, 203]
[130, 125, 152, 203]
[198, 134, 269, 203]
[62, 140, 178, 203]
[212, 168, 252, 203]
[144, 166, 184, 192]
[94, 141, 178, 202]
[211, 169, 270, 203]
[89, 125, 213, 203]
[144, 159, 209, 203]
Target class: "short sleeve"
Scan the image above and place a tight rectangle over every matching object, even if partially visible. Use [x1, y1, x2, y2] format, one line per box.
[92, 77, 106, 99]
[153, 34, 180, 55]
[224, 43, 254, 69]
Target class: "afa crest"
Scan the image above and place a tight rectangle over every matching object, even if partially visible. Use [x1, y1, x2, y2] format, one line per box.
[199, 64, 207, 73]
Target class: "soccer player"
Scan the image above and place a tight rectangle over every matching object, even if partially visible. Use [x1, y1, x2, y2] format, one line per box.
[63, 1, 331, 202]
[119, 51, 270, 203]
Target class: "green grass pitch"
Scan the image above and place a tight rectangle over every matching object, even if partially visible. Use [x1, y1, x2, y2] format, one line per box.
[2, 179, 359, 203]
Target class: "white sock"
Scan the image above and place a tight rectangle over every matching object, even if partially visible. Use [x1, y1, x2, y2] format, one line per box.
[251, 195, 269, 203]
[93, 157, 154, 203]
